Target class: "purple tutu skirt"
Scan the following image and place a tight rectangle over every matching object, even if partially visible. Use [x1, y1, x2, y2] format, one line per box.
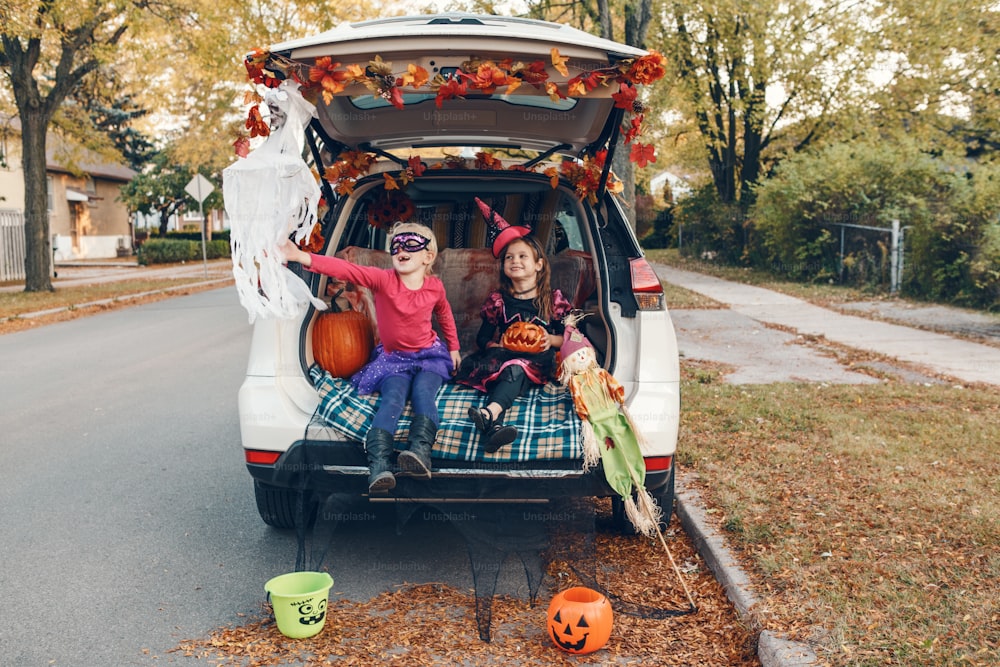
[351, 338, 454, 395]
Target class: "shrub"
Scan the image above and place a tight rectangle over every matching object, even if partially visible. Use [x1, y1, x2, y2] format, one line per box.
[138, 238, 231, 265]
[672, 186, 748, 264]
[752, 138, 1000, 307]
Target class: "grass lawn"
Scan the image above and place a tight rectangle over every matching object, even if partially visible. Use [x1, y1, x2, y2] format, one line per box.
[678, 364, 999, 666]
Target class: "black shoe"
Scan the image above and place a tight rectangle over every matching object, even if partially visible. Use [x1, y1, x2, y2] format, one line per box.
[469, 406, 490, 433]
[484, 423, 518, 453]
[468, 406, 517, 453]
[397, 415, 435, 479]
[364, 428, 396, 493]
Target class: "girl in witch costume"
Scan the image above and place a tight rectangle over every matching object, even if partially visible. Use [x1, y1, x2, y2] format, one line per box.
[279, 222, 462, 493]
[455, 198, 571, 452]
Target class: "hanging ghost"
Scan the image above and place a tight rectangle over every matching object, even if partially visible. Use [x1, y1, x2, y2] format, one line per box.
[224, 80, 327, 323]
[557, 313, 662, 537]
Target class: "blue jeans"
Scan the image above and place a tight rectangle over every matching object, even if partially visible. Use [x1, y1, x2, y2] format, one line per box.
[371, 371, 443, 433]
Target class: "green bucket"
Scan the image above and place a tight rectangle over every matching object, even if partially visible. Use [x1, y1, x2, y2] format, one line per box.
[264, 571, 334, 639]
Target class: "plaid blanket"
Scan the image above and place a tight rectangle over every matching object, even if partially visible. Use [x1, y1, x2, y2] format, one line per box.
[309, 365, 583, 462]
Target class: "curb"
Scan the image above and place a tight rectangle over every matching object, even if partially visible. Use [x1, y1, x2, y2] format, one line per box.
[675, 472, 819, 667]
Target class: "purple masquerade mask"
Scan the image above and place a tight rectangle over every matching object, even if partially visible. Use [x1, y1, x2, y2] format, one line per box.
[390, 232, 431, 256]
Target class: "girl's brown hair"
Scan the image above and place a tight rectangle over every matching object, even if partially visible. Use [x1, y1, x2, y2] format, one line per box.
[498, 235, 554, 321]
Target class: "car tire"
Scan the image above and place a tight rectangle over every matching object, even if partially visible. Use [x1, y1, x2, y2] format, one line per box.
[612, 464, 675, 534]
[253, 480, 317, 529]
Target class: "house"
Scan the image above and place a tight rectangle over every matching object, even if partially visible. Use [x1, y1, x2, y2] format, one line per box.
[0, 115, 136, 264]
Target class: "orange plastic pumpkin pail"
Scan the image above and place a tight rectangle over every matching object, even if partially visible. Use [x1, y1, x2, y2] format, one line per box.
[546, 586, 613, 654]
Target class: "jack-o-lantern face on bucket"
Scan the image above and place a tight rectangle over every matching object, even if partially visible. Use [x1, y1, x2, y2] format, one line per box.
[546, 587, 613, 655]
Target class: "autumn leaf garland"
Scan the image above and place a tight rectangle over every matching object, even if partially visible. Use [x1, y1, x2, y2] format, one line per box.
[238, 47, 667, 194]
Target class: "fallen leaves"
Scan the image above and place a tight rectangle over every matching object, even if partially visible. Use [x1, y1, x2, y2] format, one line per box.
[175, 501, 760, 666]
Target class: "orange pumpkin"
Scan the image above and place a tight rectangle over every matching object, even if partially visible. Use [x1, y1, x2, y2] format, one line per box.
[500, 321, 548, 353]
[547, 587, 613, 655]
[312, 303, 374, 379]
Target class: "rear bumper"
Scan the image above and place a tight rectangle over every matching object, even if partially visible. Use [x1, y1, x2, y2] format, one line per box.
[245, 440, 673, 501]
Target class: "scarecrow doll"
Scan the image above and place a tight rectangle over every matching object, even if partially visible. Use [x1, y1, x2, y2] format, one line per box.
[557, 314, 661, 537]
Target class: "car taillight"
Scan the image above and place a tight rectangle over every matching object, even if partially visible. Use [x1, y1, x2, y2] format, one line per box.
[629, 257, 665, 311]
[643, 456, 672, 472]
[245, 449, 281, 465]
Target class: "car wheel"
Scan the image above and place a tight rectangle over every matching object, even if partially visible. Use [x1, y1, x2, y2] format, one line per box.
[612, 464, 675, 534]
[253, 480, 317, 529]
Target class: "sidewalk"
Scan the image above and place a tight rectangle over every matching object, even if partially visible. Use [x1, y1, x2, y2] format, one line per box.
[656, 265, 1000, 387]
[0, 259, 233, 293]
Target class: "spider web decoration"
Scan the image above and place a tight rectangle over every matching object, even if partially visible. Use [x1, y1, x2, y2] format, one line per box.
[270, 410, 695, 645]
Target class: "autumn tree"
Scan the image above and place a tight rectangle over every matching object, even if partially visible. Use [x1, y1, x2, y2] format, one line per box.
[864, 0, 1000, 160]
[658, 0, 881, 209]
[0, 0, 160, 291]
[523, 0, 656, 224]
[118, 149, 222, 236]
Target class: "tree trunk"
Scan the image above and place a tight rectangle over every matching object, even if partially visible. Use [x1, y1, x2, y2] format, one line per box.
[159, 207, 171, 236]
[20, 108, 54, 292]
[613, 0, 654, 230]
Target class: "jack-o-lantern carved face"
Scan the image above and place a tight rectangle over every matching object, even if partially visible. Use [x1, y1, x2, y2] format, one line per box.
[501, 321, 547, 354]
[546, 587, 613, 655]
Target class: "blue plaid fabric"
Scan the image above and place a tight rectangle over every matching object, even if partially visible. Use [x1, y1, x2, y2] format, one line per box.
[309, 365, 583, 462]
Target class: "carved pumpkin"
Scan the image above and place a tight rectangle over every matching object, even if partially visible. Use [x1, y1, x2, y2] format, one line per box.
[312, 297, 374, 378]
[501, 321, 548, 354]
[547, 587, 613, 655]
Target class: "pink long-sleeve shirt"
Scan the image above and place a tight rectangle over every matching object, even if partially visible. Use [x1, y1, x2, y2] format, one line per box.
[308, 254, 459, 353]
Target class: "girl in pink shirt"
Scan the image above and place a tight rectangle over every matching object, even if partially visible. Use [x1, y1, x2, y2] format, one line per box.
[280, 222, 461, 493]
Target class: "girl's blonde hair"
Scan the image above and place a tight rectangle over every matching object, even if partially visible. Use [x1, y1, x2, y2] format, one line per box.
[389, 221, 438, 275]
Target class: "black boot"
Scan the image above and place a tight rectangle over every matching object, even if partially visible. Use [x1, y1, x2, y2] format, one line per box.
[365, 428, 396, 493]
[468, 406, 518, 454]
[397, 414, 436, 479]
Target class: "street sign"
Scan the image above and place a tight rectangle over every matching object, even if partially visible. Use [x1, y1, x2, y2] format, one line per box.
[185, 174, 214, 203]
[184, 174, 215, 278]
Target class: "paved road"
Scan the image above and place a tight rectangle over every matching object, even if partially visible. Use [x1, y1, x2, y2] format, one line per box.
[0, 288, 614, 665]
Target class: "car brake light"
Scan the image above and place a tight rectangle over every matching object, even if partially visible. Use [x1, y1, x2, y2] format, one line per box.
[629, 257, 665, 310]
[245, 449, 281, 465]
[643, 456, 672, 472]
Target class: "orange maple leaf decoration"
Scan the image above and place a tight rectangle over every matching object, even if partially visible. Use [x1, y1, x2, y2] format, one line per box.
[551, 48, 570, 77]
[407, 155, 426, 177]
[383, 173, 400, 190]
[468, 62, 516, 94]
[612, 83, 638, 110]
[245, 104, 270, 138]
[626, 50, 667, 85]
[233, 136, 251, 158]
[433, 76, 467, 107]
[623, 113, 644, 145]
[475, 152, 503, 170]
[309, 57, 350, 104]
[512, 60, 550, 87]
[399, 63, 430, 89]
[629, 142, 657, 168]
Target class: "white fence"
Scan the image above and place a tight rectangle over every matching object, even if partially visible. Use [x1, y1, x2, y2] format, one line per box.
[0, 209, 25, 282]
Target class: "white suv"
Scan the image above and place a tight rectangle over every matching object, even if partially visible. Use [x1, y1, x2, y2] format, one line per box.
[234, 13, 681, 529]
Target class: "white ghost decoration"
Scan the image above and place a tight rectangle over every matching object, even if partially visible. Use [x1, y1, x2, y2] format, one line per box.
[224, 80, 327, 323]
